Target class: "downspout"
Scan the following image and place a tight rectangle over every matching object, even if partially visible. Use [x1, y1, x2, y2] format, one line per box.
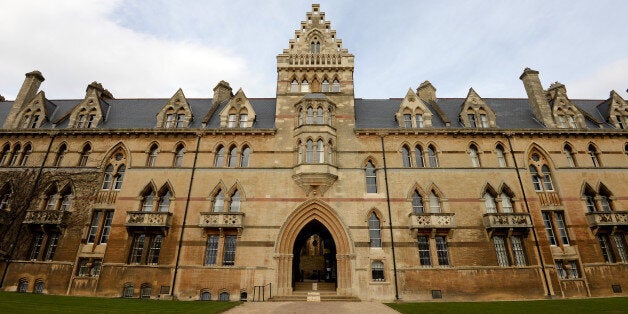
[0, 131, 56, 288]
[505, 133, 551, 296]
[380, 134, 399, 300]
[170, 133, 202, 298]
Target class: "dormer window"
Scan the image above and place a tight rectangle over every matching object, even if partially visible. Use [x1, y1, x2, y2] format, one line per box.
[77, 114, 87, 128]
[415, 114, 424, 128]
[238, 114, 248, 127]
[403, 114, 412, 128]
[467, 114, 477, 128]
[227, 114, 237, 128]
[480, 114, 488, 128]
[175, 114, 185, 128]
[165, 114, 175, 128]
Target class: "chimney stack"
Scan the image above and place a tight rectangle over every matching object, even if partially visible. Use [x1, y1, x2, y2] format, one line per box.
[417, 81, 436, 102]
[519, 68, 555, 127]
[213, 80, 233, 106]
[3, 70, 45, 128]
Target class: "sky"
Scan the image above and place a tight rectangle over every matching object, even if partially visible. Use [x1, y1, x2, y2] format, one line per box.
[1, 0, 627, 101]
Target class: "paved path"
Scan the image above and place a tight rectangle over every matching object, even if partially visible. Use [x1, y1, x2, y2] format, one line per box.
[223, 301, 399, 314]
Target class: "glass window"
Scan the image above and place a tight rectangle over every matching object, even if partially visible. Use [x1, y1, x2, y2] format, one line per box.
[403, 114, 412, 128]
[290, 80, 299, 92]
[200, 291, 211, 301]
[164, 113, 175, 128]
[541, 165, 554, 191]
[147, 145, 158, 167]
[371, 260, 384, 281]
[484, 193, 496, 213]
[401, 146, 411, 167]
[417, 236, 431, 266]
[123, 284, 134, 298]
[469, 145, 480, 167]
[227, 114, 237, 128]
[213, 190, 224, 212]
[511, 236, 527, 266]
[365, 161, 377, 193]
[21, 144, 32, 166]
[219, 292, 230, 301]
[368, 213, 381, 248]
[223, 235, 237, 266]
[34, 281, 44, 294]
[158, 190, 171, 212]
[54, 145, 66, 167]
[18, 280, 28, 293]
[100, 211, 114, 244]
[239, 114, 248, 128]
[332, 80, 340, 92]
[79, 145, 91, 167]
[140, 285, 151, 299]
[230, 190, 240, 212]
[493, 236, 509, 267]
[529, 166, 542, 191]
[141, 189, 155, 212]
[44, 233, 59, 260]
[613, 235, 628, 263]
[427, 146, 438, 167]
[480, 114, 488, 128]
[542, 212, 557, 246]
[240, 146, 251, 167]
[215, 146, 225, 167]
[429, 191, 441, 213]
[585, 193, 596, 213]
[129, 234, 146, 264]
[228, 146, 238, 167]
[415, 146, 424, 167]
[600, 195, 612, 212]
[467, 114, 477, 128]
[176, 114, 186, 128]
[317, 107, 324, 124]
[59, 192, 72, 211]
[598, 234, 614, 263]
[204, 235, 219, 265]
[554, 212, 569, 245]
[412, 191, 424, 214]
[306, 140, 313, 163]
[321, 80, 329, 92]
[496, 145, 506, 167]
[87, 211, 102, 244]
[588, 145, 600, 167]
[564, 145, 576, 167]
[113, 165, 125, 190]
[30, 233, 45, 260]
[147, 235, 163, 264]
[435, 236, 449, 266]
[501, 193, 513, 213]
[174, 146, 185, 167]
[306, 107, 314, 124]
[415, 114, 424, 128]
[317, 140, 324, 163]
[301, 80, 310, 93]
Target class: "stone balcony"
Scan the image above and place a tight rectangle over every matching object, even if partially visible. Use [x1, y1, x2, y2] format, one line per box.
[23, 210, 68, 225]
[483, 213, 533, 236]
[409, 213, 455, 232]
[585, 211, 628, 232]
[199, 212, 245, 229]
[292, 163, 338, 196]
[125, 211, 172, 228]
[294, 124, 336, 137]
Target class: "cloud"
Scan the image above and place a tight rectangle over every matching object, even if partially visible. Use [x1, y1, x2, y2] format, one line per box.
[567, 59, 628, 99]
[0, 1, 251, 99]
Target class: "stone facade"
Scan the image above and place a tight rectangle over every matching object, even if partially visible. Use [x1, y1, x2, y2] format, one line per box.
[0, 4, 626, 302]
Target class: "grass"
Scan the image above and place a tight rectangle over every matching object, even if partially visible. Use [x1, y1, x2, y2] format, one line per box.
[386, 297, 628, 314]
[0, 292, 241, 314]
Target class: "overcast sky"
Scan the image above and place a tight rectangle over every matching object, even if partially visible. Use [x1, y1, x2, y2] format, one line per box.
[1, 0, 627, 101]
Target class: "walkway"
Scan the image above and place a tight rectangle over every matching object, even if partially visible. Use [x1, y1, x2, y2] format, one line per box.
[223, 301, 399, 314]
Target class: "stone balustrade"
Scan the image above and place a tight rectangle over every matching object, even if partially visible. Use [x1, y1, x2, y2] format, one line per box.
[409, 213, 455, 230]
[23, 210, 68, 225]
[199, 212, 244, 229]
[585, 211, 628, 228]
[125, 211, 172, 228]
[483, 213, 533, 229]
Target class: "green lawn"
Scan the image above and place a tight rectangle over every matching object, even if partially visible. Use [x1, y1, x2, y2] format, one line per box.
[386, 297, 628, 314]
[0, 292, 241, 313]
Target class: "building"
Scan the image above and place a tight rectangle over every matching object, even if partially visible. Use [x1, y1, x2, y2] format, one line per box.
[0, 4, 626, 302]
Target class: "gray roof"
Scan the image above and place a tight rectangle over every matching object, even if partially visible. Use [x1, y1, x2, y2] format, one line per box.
[0, 96, 620, 130]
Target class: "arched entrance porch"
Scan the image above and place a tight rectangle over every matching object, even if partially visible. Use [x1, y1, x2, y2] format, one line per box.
[275, 200, 354, 296]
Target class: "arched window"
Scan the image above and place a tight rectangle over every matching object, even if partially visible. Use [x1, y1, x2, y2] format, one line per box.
[500, 192, 513, 213]
[239, 111, 249, 128]
[147, 144, 158, 167]
[102, 165, 113, 189]
[469, 145, 480, 167]
[412, 190, 424, 214]
[34, 280, 44, 294]
[79, 144, 91, 167]
[240, 146, 251, 167]
[306, 140, 314, 163]
[157, 188, 171, 212]
[403, 114, 412, 128]
[588, 145, 601, 167]
[541, 165, 554, 191]
[140, 283, 152, 299]
[599, 187, 613, 212]
[122, 283, 134, 298]
[365, 161, 377, 193]
[298, 108, 304, 126]
[415, 146, 424, 167]
[141, 188, 155, 212]
[415, 114, 424, 128]
[332, 79, 340, 92]
[18, 279, 29, 293]
[213, 190, 224, 212]
[20, 144, 32, 166]
[316, 140, 324, 163]
[113, 165, 125, 190]
[54, 144, 66, 167]
[371, 260, 385, 281]
[215, 145, 225, 167]
[368, 212, 382, 247]
[44, 187, 58, 211]
[200, 291, 211, 301]
[230, 190, 241, 212]
[316, 107, 324, 124]
[401, 145, 411, 167]
[327, 140, 333, 164]
[147, 236, 163, 264]
[429, 190, 441, 213]
[306, 107, 314, 124]
[484, 192, 496, 213]
[291, 79, 299, 92]
[297, 141, 303, 164]
[0, 184, 11, 210]
[9, 144, 20, 166]
[173, 145, 185, 167]
[227, 146, 238, 167]
[219, 292, 230, 302]
[564, 145, 576, 167]
[227, 112, 237, 128]
[321, 79, 330, 92]
[529, 166, 542, 191]
[427, 145, 438, 167]
[0, 144, 10, 166]
[584, 187, 597, 213]
[496, 145, 507, 167]
[59, 188, 72, 211]
[301, 79, 310, 93]
[240, 291, 247, 301]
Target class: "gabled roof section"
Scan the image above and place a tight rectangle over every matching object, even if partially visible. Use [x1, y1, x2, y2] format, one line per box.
[155, 88, 194, 128]
[546, 82, 590, 128]
[218, 88, 257, 128]
[12, 91, 53, 128]
[459, 88, 497, 128]
[61, 82, 113, 128]
[395, 88, 432, 127]
[597, 90, 628, 129]
[282, 4, 348, 55]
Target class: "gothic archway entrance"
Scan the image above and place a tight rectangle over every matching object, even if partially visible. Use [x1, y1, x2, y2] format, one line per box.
[292, 220, 337, 289]
[275, 200, 354, 296]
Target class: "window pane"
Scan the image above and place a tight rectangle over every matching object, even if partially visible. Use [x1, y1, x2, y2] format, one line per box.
[402, 146, 411, 167]
[428, 147, 438, 167]
[44, 233, 60, 260]
[147, 235, 163, 264]
[417, 236, 431, 266]
[500, 193, 513, 213]
[99, 211, 114, 244]
[484, 193, 496, 213]
[542, 212, 557, 246]
[230, 190, 240, 212]
[613, 235, 628, 263]
[223, 236, 237, 266]
[368, 213, 382, 248]
[493, 236, 509, 267]
[213, 191, 224, 212]
[129, 234, 146, 264]
[412, 191, 424, 214]
[554, 212, 569, 245]
[511, 236, 527, 266]
[204, 235, 219, 265]
[429, 191, 440, 213]
[415, 146, 424, 167]
[371, 260, 385, 281]
[598, 234, 614, 263]
[87, 211, 102, 244]
[365, 162, 377, 193]
[435, 236, 449, 266]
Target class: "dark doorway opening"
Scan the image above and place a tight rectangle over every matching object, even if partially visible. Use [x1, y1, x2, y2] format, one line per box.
[292, 220, 337, 289]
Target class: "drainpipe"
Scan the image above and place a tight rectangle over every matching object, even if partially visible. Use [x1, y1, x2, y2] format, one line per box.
[170, 133, 202, 298]
[505, 133, 551, 296]
[380, 134, 399, 300]
[0, 131, 56, 288]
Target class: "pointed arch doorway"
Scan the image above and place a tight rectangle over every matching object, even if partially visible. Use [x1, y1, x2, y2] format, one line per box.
[292, 220, 337, 288]
[275, 200, 354, 296]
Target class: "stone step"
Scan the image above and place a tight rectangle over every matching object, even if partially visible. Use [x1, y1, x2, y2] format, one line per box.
[268, 295, 361, 302]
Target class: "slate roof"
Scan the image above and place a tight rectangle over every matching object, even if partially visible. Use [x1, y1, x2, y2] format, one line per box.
[0, 96, 619, 130]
